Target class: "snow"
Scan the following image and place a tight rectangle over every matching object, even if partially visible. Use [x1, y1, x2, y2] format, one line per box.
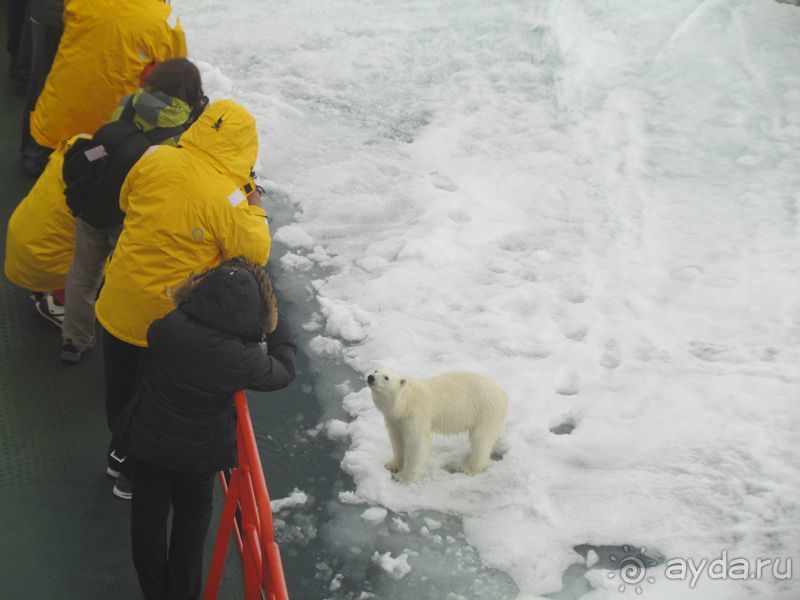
[372, 550, 413, 581]
[273, 224, 315, 250]
[391, 517, 411, 534]
[270, 488, 308, 512]
[329, 573, 344, 592]
[360, 507, 388, 525]
[338, 490, 367, 506]
[324, 418, 350, 441]
[178, 0, 800, 598]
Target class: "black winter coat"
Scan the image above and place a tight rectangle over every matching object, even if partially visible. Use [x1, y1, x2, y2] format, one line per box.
[115, 263, 297, 474]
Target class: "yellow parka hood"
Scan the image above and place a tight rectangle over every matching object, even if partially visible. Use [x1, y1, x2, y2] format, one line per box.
[179, 99, 259, 190]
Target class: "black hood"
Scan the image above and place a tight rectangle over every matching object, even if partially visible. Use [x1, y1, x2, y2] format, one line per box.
[178, 261, 270, 341]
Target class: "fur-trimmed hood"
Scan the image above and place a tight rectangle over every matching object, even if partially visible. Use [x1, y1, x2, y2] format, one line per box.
[171, 257, 277, 341]
[116, 256, 297, 474]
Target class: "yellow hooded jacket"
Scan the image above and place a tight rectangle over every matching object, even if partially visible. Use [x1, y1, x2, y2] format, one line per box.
[30, 0, 187, 149]
[95, 99, 272, 347]
[4, 90, 194, 293]
[4, 136, 86, 291]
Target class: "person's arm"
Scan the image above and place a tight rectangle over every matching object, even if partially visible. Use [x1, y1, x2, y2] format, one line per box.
[218, 193, 272, 266]
[242, 317, 297, 392]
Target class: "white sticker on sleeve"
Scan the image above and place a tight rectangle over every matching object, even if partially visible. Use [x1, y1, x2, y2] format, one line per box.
[84, 145, 108, 162]
[227, 189, 246, 207]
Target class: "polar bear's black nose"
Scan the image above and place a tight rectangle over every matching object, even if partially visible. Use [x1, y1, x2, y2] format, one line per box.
[367, 374, 375, 385]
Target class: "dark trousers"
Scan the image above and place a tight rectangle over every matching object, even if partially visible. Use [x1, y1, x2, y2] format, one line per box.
[20, 17, 61, 174]
[130, 458, 215, 600]
[103, 327, 148, 466]
[103, 326, 148, 432]
[5, 0, 31, 79]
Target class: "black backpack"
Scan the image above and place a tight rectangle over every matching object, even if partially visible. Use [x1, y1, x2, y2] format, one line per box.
[62, 99, 187, 229]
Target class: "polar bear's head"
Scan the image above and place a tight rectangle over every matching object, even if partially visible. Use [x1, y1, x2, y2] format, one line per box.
[366, 368, 406, 397]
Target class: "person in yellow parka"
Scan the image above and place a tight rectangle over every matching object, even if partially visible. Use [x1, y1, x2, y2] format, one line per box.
[5, 59, 205, 336]
[4, 134, 87, 324]
[95, 99, 272, 497]
[23, 0, 187, 176]
[61, 57, 206, 365]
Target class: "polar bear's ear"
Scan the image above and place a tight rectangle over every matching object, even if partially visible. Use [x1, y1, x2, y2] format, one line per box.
[400, 378, 406, 386]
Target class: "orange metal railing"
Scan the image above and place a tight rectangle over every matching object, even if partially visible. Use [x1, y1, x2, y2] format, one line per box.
[203, 390, 289, 600]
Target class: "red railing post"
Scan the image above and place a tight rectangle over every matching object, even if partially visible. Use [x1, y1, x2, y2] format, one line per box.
[216, 471, 244, 555]
[204, 470, 241, 600]
[203, 390, 289, 600]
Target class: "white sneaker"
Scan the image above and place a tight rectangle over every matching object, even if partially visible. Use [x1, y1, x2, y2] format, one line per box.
[34, 293, 65, 328]
[112, 474, 132, 500]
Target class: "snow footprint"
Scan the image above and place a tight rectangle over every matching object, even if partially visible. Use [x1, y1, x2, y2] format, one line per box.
[599, 339, 621, 369]
[555, 370, 580, 396]
[563, 287, 588, 304]
[560, 318, 588, 341]
[688, 340, 728, 362]
[670, 265, 703, 281]
[550, 416, 577, 435]
[429, 171, 458, 192]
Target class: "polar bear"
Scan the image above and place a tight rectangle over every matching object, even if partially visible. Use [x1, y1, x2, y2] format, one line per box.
[366, 368, 508, 482]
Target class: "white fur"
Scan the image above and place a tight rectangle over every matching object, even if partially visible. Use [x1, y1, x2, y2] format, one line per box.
[367, 368, 508, 482]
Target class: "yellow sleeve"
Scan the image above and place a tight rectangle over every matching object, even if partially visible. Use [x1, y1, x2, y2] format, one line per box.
[219, 200, 272, 266]
[119, 157, 138, 215]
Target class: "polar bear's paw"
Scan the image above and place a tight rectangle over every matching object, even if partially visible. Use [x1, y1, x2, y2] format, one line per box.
[394, 469, 420, 483]
[459, 460, 490, 476]
[384, 460, 401, 473]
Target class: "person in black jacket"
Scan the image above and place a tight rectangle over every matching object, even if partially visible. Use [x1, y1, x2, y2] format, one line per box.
[115, 257, 297, 600]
